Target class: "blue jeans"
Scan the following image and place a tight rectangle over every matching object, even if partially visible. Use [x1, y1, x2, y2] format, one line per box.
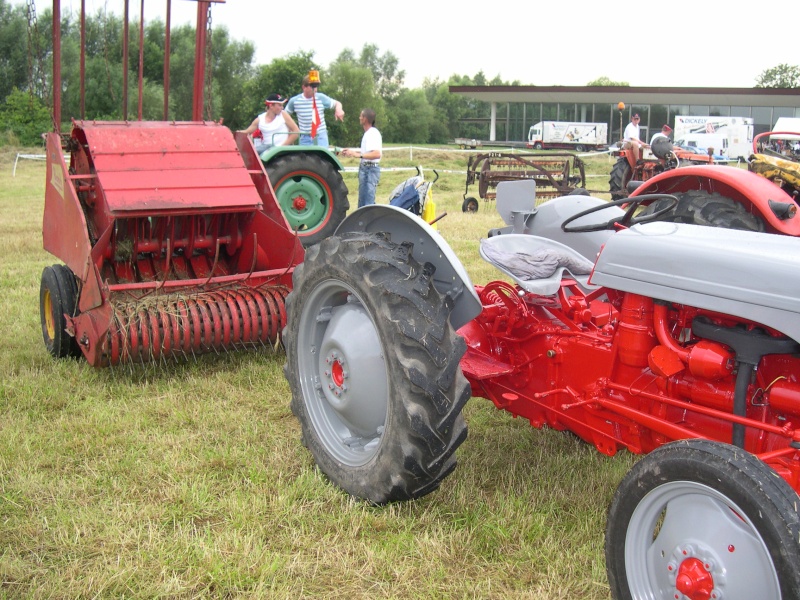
[299, 130, 329, 147]
[358, 163, 381, 208]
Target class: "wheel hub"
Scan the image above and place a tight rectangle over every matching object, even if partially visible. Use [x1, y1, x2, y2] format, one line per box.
[675, 558, 714, 599]
[667, 544, 722, 600]
[317, 299, 387, 440]
[292, 195, 308, 211]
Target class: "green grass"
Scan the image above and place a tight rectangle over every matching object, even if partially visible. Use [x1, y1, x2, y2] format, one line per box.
[0, 145, 636, 599]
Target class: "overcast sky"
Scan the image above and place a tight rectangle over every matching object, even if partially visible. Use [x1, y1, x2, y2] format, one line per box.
[40, 0, 796, 89]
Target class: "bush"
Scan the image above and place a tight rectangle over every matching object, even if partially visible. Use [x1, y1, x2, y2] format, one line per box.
[0, 88, 51, 147]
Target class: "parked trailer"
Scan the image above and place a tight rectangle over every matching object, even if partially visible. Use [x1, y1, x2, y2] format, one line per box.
[527, 121, 608, 152]
[673, 116, 753, 160]
[461, 152, 586, 212]
[455, 138, 482, 149]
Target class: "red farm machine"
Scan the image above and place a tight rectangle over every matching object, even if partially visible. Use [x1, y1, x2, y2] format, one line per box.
[39, 0, 347, 367]
[283, 184, 800, 598]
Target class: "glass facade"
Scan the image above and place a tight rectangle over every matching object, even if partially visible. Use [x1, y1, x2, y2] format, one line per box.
[482, 99, 798, 144]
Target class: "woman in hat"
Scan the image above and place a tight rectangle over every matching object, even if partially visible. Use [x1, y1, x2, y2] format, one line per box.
[239, 93, 300, 156]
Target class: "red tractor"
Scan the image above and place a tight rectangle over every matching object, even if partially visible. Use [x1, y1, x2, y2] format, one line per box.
[284, 189, 800, 599]
[608, 138, 715, 200]
[613, 135, 800, 236]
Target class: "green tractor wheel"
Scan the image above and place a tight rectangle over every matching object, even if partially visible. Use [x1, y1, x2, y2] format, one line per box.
[266, 153, 349, 248]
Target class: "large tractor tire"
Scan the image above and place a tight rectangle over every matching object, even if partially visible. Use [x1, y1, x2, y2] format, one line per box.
[40, 264, 81, 359]
[636, 190, 766, 232]
[266, 153, 349, 248]
[608, 157, 632, 200]
[283, 232, 470, 504]
[605, 439, 800, 600]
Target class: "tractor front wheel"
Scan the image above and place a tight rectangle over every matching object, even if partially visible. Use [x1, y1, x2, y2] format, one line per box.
[283, 232, 470, 504]
[40, 264, 81, 358]
[266, 153, 349, 247]
[605, 439, 800, 600]
[636, 190, 766, 232]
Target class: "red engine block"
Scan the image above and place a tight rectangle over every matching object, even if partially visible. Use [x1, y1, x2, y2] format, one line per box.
[458, 279, 800, 493]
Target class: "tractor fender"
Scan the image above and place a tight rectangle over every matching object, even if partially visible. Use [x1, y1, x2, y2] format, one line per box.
[628, 165, 800, 235]
[260, 145, 344, 170]
[335, 205, 482, 330]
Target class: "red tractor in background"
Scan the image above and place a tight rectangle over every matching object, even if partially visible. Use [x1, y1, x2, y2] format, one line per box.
[612, 132, 800, 235]
[608, 137, 716, 200]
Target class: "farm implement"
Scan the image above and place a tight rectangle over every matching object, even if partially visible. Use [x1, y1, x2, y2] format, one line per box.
[38, 0, 348, 367]
[41, 121, 301, 366]
[284, 186, 800, 598]
[461, 151, 586, 212]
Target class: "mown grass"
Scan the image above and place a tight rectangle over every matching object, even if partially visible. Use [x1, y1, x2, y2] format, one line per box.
[0, 144, 636, 599]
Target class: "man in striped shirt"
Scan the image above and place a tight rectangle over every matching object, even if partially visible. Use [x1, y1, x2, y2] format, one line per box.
[286, 72, 345, 147]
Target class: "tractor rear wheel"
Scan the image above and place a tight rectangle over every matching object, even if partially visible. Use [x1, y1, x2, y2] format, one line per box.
[609, 157, 632, 200]
[283, 232, 470, 504]
[40, 264, 81, 359]
[266, 153, 350, 248]
[605, 439, 800, 600]
[637, 190, 766, 232]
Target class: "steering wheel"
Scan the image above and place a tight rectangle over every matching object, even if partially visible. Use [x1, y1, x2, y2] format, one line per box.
[561, 194, 679, 233]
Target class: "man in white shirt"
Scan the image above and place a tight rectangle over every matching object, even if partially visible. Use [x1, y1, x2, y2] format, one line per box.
[624, 113, 645, 162]
[342, 109, 382, 208]
[650, 124, 672, 144]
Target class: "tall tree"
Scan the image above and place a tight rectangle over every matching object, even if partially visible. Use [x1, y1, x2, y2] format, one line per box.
[756, 64, 800, 88]
[0, 0, 30, 101]
[587, 76, 630, 86]
[325, 60, 384, 147]
[384, 89, 432, 143]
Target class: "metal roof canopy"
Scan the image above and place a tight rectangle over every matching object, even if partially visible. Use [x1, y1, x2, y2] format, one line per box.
[448, 86, 800, 108]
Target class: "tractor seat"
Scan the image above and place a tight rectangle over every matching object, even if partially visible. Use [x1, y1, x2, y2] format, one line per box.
[480, 234, 598, 296]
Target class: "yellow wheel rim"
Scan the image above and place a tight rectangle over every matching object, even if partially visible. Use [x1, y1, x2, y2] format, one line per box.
[44, 289, 56, 339]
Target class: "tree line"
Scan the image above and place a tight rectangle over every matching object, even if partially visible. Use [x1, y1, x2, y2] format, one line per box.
[0, 0, 506, 147]
[3, 0, 796, 148]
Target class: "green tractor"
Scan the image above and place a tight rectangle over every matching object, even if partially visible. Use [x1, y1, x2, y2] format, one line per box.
[260, 145, 350, 247]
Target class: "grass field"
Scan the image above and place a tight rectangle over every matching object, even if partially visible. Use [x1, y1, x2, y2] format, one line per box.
[0, 144, 639, 599]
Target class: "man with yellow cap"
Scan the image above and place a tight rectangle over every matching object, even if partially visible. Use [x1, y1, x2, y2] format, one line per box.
[286, 70, 345, 147]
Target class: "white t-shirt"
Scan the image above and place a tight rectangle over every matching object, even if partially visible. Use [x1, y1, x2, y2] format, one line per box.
[650, 132, 669, 144]
[624, 122, 641, 142]
[360, 127, 382, 162]
[258, 112, 289, 148]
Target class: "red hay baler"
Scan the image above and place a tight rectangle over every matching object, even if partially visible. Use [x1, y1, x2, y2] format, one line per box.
[41, 120, 301, 366]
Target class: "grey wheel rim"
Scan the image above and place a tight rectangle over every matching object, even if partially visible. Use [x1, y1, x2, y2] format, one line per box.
[297, 279, 388, 467]
[625, 481, 780, 599]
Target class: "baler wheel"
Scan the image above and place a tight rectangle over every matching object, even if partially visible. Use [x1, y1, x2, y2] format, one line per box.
[636, 190, 767, 232]
[266, 153, 349, 248]
[608, 157, 632, 200]
[40, 265, 81, 359]
[605, 439, 800, 600]
[283, 232, 470, 504]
